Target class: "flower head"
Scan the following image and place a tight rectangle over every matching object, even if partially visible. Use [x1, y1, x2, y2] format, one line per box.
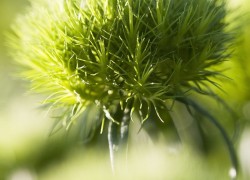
[9, 0, 234, 138]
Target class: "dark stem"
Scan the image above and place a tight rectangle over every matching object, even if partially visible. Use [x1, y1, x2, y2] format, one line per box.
[119, 109, 130, 150]
[108, 107, 130, 173]
[176, 97, 238, 179]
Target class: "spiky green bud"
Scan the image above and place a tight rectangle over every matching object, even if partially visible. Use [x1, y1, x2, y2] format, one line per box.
[8, 0, 238, 175]
[9, 0, 233, 125]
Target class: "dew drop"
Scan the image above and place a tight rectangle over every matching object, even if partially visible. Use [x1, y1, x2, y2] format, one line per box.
[108, 90, 113, 95]
[229, 167, 237, 179]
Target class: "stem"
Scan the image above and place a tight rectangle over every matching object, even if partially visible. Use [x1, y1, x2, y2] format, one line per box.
[177, 97, 238, 179]
[119, 109, 130, 149]
[108, 107, 130, 173]
[108, 120, 119, 173]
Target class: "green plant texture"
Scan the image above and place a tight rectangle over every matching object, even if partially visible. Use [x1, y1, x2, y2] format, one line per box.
[8, 0, 238, 176]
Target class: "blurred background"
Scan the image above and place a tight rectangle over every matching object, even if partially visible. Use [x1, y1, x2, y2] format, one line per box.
[0, 0, 250, 179]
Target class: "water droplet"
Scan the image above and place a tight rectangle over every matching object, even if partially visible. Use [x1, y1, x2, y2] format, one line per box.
[229, 167, 237, 179]
[108, 90, 113, 95]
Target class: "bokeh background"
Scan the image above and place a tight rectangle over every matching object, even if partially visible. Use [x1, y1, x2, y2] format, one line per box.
[0, 0, 250, 179]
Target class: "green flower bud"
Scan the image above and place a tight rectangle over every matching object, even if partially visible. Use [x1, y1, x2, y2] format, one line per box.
[8, 0, 238, 175]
